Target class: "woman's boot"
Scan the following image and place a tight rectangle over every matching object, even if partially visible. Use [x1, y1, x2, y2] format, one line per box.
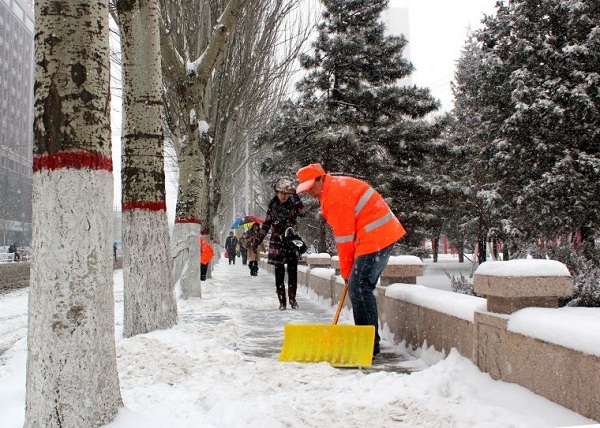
[287, 260, 298, 309]
[276, 286, 287, 310]
[275, 265, 286, 310]
[288, 285, 298, 309]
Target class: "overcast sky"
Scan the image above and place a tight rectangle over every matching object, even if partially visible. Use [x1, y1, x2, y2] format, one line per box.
[387, 0, 498, 111]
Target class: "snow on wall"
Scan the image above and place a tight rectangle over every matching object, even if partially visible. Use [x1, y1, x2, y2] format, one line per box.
[475, 259, 571, 277]
[385, 283, 486, 322]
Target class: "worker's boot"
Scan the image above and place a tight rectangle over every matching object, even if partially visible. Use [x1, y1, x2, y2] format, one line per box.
[288, 285, 298, 309]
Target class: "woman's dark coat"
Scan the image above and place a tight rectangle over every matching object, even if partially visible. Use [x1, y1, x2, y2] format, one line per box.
[257, 194, 305, 265]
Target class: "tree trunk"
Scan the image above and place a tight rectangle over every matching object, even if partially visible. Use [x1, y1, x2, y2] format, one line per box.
[580, 224, 596, 261]
[503, 242, 510, 261]
[164, 0, 250, 297]
[117, 0, 178, 336]
[172, 125, 206, 298]
[477, 238, 487, 263]
[26, 1, 122, 425]
[317, 217, 328, 253]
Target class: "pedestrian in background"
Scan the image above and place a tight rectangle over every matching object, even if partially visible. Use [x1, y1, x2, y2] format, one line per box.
[239, 232, 248, 265]
[243, 222, 264, 276]
[200, 237, 215, 281]
[224, 231, 238, 265]
[8, 242, 20, 262]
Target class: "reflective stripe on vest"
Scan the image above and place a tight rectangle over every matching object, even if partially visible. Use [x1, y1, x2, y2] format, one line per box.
[334, 186, 379, 244]
[355, 187, 375, 216]
[365, 211, 394, 232]
[335, 234, 354, 244]
[333, 185, 396, 243]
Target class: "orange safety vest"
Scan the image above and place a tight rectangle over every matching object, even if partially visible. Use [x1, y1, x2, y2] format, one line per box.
[319, 175, 406, 279]
[200, 237, 215, 265]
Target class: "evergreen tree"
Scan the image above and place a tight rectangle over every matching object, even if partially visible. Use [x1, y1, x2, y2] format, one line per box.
[448, 34, 513, 261]
[475, 0, 600, 250]
[259, 0, 442, 247]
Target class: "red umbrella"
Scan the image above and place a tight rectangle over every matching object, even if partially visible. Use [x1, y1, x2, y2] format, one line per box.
[231, 215, 264, 229]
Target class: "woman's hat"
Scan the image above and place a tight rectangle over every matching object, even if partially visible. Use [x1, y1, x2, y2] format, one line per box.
[274, 178, 295, 194]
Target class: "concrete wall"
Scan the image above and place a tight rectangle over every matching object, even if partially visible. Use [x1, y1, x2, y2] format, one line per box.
[0, 262, 30, 293]
[0, 257, 123, 293]
[285, 255, 600, 422]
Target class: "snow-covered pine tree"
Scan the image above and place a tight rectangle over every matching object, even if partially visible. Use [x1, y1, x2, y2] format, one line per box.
[448, 34, 512, 262]
[116, 0, 178, 337]
[259, 0, 442, 247]
[475, 0, 600, 252]
[26, 0, 122, 425]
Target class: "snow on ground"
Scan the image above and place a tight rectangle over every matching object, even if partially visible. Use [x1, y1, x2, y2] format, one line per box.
[0, 255, 596, 427]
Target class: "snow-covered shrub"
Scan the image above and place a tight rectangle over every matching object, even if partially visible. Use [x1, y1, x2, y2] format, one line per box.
[545, 243, 600, 307]
[446, 270, 481, 297]
[568, 263, 600, 307]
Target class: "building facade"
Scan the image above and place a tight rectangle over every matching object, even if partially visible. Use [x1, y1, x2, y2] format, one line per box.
[0, 0, 34, 248]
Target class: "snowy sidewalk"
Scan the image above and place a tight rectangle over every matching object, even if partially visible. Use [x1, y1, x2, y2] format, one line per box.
[0, 258, 595, 427]
[193, 259, 406, 363]
[200, 260, 340, 359]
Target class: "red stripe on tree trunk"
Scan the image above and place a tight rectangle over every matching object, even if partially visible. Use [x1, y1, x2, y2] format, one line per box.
[175, 217, 202, 224]
[33, 151, 113, 172]
[122, 201, 167, 211]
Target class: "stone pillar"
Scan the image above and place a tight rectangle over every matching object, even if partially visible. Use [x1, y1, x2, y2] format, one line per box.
[473, 259, 573, 379]
[305, 253, 332, 270]
[330, 256, 340, 276]
[305, 253, 333, 299]
[473, 259, 573, 314]
[380, 255, 423, 286]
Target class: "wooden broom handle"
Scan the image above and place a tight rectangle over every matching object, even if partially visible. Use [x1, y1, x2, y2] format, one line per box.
[333, 281, 348, 325]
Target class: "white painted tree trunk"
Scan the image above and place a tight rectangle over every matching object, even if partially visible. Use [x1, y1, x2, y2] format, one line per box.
[123, 210, 177, 332]
[117, 0, 177, 335]
[26, 171, 122, 427]
[172, 222, 202, 298]
[26, 1, 122, 425]
[172, 129, 206, 298]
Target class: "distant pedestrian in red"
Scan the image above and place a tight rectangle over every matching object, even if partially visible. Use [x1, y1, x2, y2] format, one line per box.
[200, 237, 215, 281]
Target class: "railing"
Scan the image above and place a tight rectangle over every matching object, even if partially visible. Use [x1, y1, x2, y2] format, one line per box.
[1, 252, 15, 262]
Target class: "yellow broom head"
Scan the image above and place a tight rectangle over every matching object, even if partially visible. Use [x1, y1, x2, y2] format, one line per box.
[278, 324, 375, 367]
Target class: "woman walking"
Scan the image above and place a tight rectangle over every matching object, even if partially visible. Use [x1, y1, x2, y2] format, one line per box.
[253, 178, 305, 310]
[243, 222, 264, 276]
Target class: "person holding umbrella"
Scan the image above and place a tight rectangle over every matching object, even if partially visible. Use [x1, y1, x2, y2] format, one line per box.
[295, 163, 406, 356]
[243, 222, 265, 276]
[253, 178, 306, 310]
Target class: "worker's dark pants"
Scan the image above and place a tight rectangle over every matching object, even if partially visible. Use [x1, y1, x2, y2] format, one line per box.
[348, 243, 395, 355]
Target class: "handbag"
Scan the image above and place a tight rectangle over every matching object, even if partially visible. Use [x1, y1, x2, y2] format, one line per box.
[282, 227, 307, 260]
